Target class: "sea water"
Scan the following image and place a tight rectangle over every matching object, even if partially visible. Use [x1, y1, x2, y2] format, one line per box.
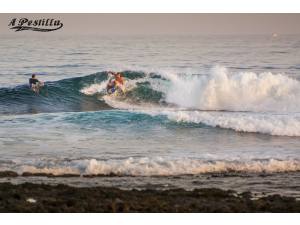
[0, 34, 300, 196]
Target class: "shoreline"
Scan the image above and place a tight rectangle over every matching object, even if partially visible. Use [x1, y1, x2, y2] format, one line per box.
[0, 182, 299, 212]
[2, 170, 300, 178]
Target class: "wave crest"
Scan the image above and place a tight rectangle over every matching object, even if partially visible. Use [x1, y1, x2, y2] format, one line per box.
[164, 66, 300, 112]
[162, 110, 300, 136]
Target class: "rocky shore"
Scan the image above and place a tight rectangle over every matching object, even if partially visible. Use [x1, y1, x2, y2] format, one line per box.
[0, 182, 299, 212]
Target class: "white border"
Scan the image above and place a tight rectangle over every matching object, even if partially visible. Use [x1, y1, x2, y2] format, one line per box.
[1, 0, 300, 223]
[1, 0, 300, 13]
[3, 213, 300, 225]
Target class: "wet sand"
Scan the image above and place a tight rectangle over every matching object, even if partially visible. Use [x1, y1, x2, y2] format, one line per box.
[0, 182, 299, 212]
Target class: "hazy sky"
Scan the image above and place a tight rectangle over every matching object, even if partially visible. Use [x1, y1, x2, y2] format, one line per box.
[1, 14, 300, 35]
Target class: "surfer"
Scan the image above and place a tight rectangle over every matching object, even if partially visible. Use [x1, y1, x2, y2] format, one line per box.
[29, 74, 43, 94]
[114, 72, 124, 86]
[107, 71, 125, 95]
[106, 77, 116, 94]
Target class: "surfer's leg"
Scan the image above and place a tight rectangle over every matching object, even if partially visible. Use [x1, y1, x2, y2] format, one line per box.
[31, 84, 39, 94]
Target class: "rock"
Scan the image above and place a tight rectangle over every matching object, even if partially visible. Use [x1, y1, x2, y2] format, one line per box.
[0, 171, 18, 177]
[0, 182, 298, 212]
[26, 198, 37, 203]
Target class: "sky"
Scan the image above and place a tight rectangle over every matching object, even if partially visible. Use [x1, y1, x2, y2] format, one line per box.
[0, 14, 300, 35]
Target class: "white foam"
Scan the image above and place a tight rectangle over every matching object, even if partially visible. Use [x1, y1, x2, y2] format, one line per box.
[20, 165, 80, 176]
[162, 66, 300, 113]
[12, 158, 300, 176]
[102, 95, 166, 111]
[162, 110, 300, 136]
[80, 80, 108, 95]
[80, 75, 150, 96]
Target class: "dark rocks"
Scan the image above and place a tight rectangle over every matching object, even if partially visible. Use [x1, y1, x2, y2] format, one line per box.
[21, 172, 80, 177]
[0, 182, 299, 212]
[0, 171, 18, 177]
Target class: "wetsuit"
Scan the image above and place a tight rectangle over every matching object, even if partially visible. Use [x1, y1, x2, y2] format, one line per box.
[29, 78, 39, 88]
[107, 79, 116, 94]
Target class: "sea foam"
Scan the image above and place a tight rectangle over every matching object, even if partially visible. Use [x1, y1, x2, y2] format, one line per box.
[161, 110, 300, 136]
[11, 158, 300, 176]
[162, 66, 300, 113]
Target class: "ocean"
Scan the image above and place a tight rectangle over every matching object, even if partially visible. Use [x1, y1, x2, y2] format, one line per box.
[0, 34, 300, 197]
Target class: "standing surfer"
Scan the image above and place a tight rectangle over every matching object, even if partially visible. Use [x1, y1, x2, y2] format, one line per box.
[106, 78, 116, 94]
[114, 72, 124, 86]
[29, 74, 44, 94]
[106, 71, 125, 95]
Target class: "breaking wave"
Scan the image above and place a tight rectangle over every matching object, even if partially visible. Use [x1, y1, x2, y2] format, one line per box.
[163, 66, 300, 113]
[159, 110, 300, 136]
[80, 66, 300, 136]
[2, 66, 300, 136]
[2, 158, 300, 176]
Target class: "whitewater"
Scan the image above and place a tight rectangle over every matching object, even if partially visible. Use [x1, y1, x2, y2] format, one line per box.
[80, 66, 300, 136]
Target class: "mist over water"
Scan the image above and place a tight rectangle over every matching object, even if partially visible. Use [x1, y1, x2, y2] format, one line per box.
[0, 35, 300, 194]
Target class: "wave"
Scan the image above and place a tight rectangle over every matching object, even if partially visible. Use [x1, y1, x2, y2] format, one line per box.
[0, 72, 108, 114]
[80, 66, 300, 136]
[162, 66, 300, 113]
[2, 66, 300, 136]
[2, 158, 300, 176]
[2, 109, 299, 136]
[158, 110, 300, 136]
[0, 70, 162, 115]
[79, 66, 300, 114]
[2, 66, 300, 115]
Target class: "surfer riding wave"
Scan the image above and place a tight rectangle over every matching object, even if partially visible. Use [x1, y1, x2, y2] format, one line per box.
[106, 71, 125, 95]
[29, 74, 44, 94]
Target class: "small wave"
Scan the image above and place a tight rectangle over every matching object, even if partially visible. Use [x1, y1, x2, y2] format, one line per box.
[159, 110, 300, 137]
[2, 158, 300, 176]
